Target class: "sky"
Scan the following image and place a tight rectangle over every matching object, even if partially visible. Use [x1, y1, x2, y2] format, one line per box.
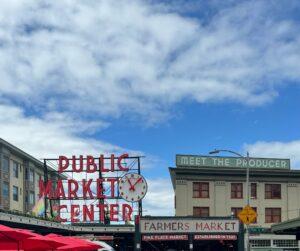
[1, 0, 300, 216]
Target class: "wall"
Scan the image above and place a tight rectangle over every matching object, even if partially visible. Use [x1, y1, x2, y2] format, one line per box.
[175, 179, 300, 227]
[9, 154, 24, 212]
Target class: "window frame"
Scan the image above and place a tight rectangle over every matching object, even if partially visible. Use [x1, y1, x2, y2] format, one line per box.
[231, 183, 243, 199]
[252, 207, 257, 223]
[25, 191, 28, 203]
[2, 156, 9, 173]
[29, 169, 34, 183]
[193, 207, 210, 217]
[2, 182, 9, 198]
[265, 184, 281, 199]
[29, 191, 35, 205]
[13, 186, 19, 201]
[231, 207, 243, 218]
[193, 182, 209, 198]
[13, 161, 19, 178]
[265, 208, 281, 223]
[251, 183, 257, 199]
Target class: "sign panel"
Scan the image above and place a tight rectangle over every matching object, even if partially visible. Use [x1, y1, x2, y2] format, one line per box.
[142, 235, 188, 241]
[194, 234, 237, 240]
[42, 154, 145, 223]
[95, 236, 114, 241]
[140, 219, 239, 234]
[238, 205, 257, 225]
[176, 155, 290, 169]
[249, 227, 270, 234]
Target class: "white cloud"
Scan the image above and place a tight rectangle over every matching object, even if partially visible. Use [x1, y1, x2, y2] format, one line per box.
[0, 1, 299, 124]
[0, 103, 124, 158]
[0, 103, 171, 215]
[143, 178, 174, 216]
[244, 140, 300, 168]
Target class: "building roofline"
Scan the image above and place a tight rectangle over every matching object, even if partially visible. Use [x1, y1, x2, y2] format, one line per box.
[169, 166, 300, 189]
[170, 166, 300, 173]
[0, 138, 58, 173]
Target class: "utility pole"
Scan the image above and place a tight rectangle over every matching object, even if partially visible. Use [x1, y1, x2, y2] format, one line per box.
[209, 149, 251, 251]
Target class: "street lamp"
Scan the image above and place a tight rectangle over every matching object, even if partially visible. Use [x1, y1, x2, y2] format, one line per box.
[209, 149, 250, 251]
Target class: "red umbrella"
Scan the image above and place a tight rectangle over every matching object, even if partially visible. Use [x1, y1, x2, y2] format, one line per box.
[0, 225, 65, 251]
[46, 234, 102, 251]
[16, 230, 65, 250]
[0, 225, 33, 241]
[0, 224, 35, 250]
[21, 236, 54, 251]
[0, 241, 19, 250]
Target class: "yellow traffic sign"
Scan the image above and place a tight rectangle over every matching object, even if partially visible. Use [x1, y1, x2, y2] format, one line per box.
[238, 205, 257, 225]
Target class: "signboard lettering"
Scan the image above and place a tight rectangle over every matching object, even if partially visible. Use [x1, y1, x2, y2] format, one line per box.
[176, 155, 290, 169]
[140, 219, 239, 234]
[142, 235, 188, 241]
[194, 234, 237, 240]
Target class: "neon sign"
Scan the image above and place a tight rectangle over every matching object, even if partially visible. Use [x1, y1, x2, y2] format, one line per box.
[40, 154, 146, 223]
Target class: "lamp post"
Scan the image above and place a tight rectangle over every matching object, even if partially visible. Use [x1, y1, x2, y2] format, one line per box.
[209, 149, 250, 251]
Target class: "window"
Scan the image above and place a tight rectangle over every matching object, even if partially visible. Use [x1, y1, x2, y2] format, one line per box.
[231, 183, 243, 199]
[193, 182, 209, 198]
[29, 191, 35, 204]
[273, 239, 298, 247]
[13, 186, 18, 201]
[2, 156, 9, 173]
[25, 191, 28, 203]
[2, 182, 9, 198]
[13, 161, 19, 178]
[265, 208, 281, 223]
[193, 207, 209, 217]
[25, 168, 29, 180]
[265, 184, 281, 199]
[29, 169, 34, 182]
[231, 207, 243, 217]
[249, 240, 271, 248]
[252, 207, 257, 223]
[251, 183, 257, 199]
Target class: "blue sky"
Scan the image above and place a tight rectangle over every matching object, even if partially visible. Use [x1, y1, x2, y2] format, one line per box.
[1, 0, 300, 215]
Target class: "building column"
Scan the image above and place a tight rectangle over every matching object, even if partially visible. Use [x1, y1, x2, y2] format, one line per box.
[238, 223, 245, 251]
[188, 234, 193, 250]
[134, 216, 141, 251]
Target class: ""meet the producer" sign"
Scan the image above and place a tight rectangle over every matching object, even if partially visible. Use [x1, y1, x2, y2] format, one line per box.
[176, 155, 290, 169]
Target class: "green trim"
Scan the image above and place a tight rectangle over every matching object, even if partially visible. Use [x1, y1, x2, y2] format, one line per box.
[176, 154, 290, 169]
[272, 217, 300, 233]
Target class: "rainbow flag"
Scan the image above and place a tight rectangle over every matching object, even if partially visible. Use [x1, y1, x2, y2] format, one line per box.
[32, 196, 45, 217]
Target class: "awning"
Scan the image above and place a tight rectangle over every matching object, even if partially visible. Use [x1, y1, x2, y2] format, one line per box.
[272, 217, 300, 237]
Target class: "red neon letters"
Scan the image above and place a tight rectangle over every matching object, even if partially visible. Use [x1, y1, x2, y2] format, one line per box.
[58, 154, 129, 173]
[41, 154, 134, 223]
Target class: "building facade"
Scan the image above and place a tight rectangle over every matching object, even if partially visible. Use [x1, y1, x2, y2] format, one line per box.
[170, 154, 300, 250]
[0, 138, 58, 214]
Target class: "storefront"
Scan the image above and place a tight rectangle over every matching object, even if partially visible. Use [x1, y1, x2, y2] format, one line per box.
[134, 216, 244, 251]
[271, 218, 300, 250]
